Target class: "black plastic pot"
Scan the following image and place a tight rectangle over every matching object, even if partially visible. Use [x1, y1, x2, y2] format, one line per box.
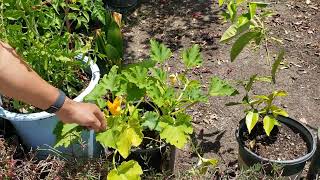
[236, 116, 316, 179]
[307, 129, 320, 180]
[109, 143, 176, 173]
[129, 144, 176, 173]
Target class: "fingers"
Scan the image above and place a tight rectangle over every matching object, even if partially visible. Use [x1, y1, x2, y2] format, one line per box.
[94, 108, 106, 131]
[87, 117, 101, 132]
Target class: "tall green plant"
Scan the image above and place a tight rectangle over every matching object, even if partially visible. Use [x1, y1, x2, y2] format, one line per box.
[218, 0, 287, 135]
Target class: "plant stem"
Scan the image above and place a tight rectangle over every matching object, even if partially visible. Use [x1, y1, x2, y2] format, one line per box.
[113, 150, 118, 170]
[171, 101, 198, 116]
[145, 100, 160, 115]
[177, 79, 189, 102]
[143, 137, 162, 143]
[129, 97, 144, 119]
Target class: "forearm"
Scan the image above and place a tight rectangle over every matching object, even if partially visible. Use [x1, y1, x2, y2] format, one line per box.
[0, 42, 59, 110]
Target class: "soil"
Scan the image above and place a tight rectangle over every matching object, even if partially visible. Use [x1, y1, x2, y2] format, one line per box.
[122, 0, 320, 177]
[241, 121, 308, 161]
[0, 0, 319, 178]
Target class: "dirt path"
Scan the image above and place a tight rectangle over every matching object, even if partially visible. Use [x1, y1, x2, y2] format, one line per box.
[123, 0, 320, 178]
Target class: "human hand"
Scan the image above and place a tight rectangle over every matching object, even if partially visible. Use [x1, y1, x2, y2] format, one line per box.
[56, 98, 106, 132]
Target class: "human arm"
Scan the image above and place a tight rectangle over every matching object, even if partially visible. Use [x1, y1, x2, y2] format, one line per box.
[0, 41, 105, 131]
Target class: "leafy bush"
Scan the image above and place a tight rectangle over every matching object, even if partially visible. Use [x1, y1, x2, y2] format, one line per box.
[54, 40, 238, 179]
[0, 0, 123, 112]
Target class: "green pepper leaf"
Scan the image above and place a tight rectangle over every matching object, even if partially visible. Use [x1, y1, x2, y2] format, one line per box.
[245, 110, 259, 134]
[271, 50, 285, 83]
[263, 115, 280, 136]
[230, 31, 260, 62]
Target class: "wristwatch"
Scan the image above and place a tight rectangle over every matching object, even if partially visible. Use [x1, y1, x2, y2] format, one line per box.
[45, 89, 66, 113]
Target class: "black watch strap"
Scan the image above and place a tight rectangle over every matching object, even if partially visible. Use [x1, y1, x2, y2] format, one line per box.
[45, 89, 66, 113]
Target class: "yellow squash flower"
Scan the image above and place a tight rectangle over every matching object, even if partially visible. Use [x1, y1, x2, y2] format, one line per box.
[107, 97, 122, 116]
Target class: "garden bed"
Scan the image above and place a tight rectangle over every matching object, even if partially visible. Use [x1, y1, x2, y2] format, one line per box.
[0, 0, 319, 179]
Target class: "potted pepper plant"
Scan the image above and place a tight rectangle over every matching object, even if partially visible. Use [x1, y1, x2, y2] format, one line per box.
[218, 0, 317, 178]
[0, 0, 122, 157]
[55, 39, 239, 178]
[228, 75, 316, 178]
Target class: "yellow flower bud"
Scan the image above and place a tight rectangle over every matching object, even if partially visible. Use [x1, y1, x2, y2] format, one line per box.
[169, 74, 177, 85]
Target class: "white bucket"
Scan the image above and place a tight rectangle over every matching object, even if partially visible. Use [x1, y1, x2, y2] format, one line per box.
[0, 56, 101, 158]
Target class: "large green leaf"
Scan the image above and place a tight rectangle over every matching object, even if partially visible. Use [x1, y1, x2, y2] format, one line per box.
[271, 50, 285, 83]
[122, 66, 149, 89]
[263, 115, 280, 136]
[84, 83, 107, 106]
[182, 80, 207, 102]
[104, 44, 122, 62]
[101, 65, 121, 93]
[126, 83, 145, 102]
[209, 77, 238, 96]
[141, 111, 161, 131]
[182, 44, 203, 68]
[150, 68, 168, 84]
[245, 110, 259, 134]
[107, 160, 143, 180]
[159, 114, 193, 149]
[230, 31, 260, 62]
[150, 39, 172, 63]
[146, 81, 165, 107]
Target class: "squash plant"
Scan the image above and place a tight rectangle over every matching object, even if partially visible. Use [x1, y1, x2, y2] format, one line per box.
[0, 0, 123, 112]
[54, 40, 238, 179]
